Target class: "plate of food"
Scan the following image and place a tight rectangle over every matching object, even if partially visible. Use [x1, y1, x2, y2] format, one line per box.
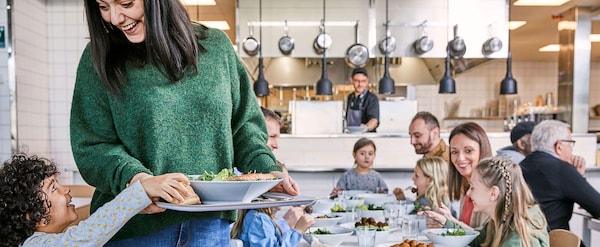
[187, 169, 281, 204]
[422, 228, 479, 247]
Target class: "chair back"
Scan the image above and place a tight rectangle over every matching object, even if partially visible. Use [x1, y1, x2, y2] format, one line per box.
[549, 229, 580, 247]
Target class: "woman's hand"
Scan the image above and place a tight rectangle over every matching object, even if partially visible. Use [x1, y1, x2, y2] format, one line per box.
[270, 171, 300, 196]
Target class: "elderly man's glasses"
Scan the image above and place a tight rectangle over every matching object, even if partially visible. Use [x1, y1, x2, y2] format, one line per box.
[560, 139, 576, 147]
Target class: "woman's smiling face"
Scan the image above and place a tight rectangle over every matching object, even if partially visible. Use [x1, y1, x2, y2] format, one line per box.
[96, 0, 146, 43]
[450, 134, 481, 180]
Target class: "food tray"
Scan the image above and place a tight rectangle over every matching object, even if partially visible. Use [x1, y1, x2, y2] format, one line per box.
[156, 193, 316, 212]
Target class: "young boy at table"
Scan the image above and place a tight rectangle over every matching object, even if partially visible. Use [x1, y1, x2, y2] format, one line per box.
[0, 153, 193, 247]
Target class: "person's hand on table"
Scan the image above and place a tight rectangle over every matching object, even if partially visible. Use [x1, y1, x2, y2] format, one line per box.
[270, 171, 300, 196]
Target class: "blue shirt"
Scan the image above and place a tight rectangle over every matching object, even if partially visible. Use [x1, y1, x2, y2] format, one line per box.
[239, 210, 303, 247]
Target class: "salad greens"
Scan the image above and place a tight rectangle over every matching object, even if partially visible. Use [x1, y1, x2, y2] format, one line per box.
[193, 168, 235, 181]
[441, 228, 467, 236]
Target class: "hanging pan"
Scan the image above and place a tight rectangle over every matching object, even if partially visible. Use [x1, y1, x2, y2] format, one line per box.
[448, 24, 466, 59]
[378, 28, 397, 55]
[345, 21, 369, 68]
[313, 21, 333, 55]
[243, 22, 259, 56]
[278, 20, 295, 55]
[413, 21, 434, 54]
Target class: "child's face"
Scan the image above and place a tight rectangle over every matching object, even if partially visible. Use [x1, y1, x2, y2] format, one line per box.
[353, 144, 376, 169]
[37, 175, 78, 233]
[466, 170, 497, 217]
[412, 165, 431, 196]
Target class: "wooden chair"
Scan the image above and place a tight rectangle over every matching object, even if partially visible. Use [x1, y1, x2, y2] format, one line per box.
[549, 229, 580, 247]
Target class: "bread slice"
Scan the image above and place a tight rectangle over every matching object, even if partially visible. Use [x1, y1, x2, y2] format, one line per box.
[174, 184, 201, 205]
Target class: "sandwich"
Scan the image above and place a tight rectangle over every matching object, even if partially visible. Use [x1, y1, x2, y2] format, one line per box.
[174, 184, 201, 205]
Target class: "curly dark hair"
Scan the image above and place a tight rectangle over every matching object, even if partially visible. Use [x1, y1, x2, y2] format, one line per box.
[0, 153, 58, 247]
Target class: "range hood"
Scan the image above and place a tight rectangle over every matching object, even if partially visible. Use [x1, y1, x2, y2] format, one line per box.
[241, 57, 492, 86]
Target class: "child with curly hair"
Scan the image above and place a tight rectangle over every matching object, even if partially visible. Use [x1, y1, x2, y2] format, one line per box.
[0, 153, 193, 247]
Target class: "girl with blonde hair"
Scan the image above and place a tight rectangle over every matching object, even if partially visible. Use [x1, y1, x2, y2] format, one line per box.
[425, 157, 549, 247]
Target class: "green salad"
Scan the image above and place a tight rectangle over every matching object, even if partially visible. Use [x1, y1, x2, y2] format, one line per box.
[190, 168, 235, 181]
[441, 228, 467, 236]
[311, 228, 332, 234]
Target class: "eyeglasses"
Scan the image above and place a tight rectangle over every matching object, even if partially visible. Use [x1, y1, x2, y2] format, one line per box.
[560, 139, 576, 147]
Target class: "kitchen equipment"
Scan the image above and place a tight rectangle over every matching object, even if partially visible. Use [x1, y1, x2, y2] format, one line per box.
[278, 20, 294, 55]
[413, 21, 434, 54]
[253, 0, 269, 96]
[448, 25, 466, 59]
[313, 22, 333, 55]
[345, 21, 369, 68]
[482, 23, 503, 55]
[378, 33, 396, 55]
[378, 0, 395, 94]
[242, 23, 259, 56]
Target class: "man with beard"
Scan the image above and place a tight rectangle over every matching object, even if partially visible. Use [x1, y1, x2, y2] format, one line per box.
[393, 112, 449, 200]
[408, 111, 449, 163]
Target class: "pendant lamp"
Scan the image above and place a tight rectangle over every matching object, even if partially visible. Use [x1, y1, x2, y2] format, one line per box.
[253, 0, 269, 96]
[438, 48, 456, 94]
[316, 0, 332, 95]
[378, 0, 395, 94]
[500, 3, 517, 94]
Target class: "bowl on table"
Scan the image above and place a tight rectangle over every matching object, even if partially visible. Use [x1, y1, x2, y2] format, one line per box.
[309, 226, 353, 247]
[311, 199, 336, 214]
[422, 228, 480, 247]
[313, 214, 344, 227]
[345, 198, 365, 209]
[343, 190, 371, 197]
[187, 176, 280, 204]
[358, 193, 397, 207]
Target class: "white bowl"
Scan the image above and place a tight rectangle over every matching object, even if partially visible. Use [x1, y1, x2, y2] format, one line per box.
[329, 211, 357, 224]
[312, 199, 336, 214]
[422, 228, 480, 247]
[187, 176, 280, 204]
[343, 190, 372, 197]
[357, 209, 384, 222]
[358, 193, 397, 207]
[346, 126, 364, 134]
[345, 198, 365, 209]
[309, 226, 353, 247]
[313, 214, 343, 227]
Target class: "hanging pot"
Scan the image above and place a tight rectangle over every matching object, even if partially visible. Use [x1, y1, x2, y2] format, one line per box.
[378, 36, 397, 55]
[278, 20, 295, 55]
[482, 37, 502, 55]
[413, 23, 434, 54]
[243, 23, 259, 56]
[448, 25, 466, 59]
[313, 26, 332, 55]
[345, 21, 369, 68]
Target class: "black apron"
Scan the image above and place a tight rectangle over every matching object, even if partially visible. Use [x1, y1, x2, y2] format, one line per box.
[347, 92, 366, 126]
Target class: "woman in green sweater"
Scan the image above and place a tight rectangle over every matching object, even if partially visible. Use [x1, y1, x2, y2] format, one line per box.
[71, 0, 297, 245]
[424, 157, 549, 247]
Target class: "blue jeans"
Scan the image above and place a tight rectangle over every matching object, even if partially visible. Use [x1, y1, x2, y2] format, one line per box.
[105, 218, 230, 247]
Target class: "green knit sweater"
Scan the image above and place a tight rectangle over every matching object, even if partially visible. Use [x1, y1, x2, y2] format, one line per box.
[70, 25, 279, 240]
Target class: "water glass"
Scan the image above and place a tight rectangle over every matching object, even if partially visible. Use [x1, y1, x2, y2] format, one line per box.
[403, 217, 419, 239]
[356, 226, 376, 247]
[383, 202, 400, 228]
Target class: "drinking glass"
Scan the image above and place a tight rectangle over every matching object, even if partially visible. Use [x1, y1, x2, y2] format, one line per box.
[356, 226, 376, 247]
[383, 202, 400, 228]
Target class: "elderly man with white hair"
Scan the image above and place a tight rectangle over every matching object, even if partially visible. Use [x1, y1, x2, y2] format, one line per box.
[520, 120, 600, 236]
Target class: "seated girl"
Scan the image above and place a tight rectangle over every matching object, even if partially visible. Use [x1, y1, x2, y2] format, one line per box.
[0, 153, 193, 247]
[331, 138, 388, 197]
[423, 157, 549, 246]
[394, 157, 456, 216]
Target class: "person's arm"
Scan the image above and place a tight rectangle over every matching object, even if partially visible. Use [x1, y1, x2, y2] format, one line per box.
[560, 164, 600, 218]
[22, 181, 151, 247]
[362, 93, 380, 131]
[70, 45, 151, 195]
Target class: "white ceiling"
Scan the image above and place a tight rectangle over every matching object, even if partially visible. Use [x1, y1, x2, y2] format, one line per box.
[186, 0, 600, 62]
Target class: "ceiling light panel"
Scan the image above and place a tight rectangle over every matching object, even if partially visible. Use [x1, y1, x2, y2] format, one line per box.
[513, 0, 570, 6]
[180, 0, 216, 5]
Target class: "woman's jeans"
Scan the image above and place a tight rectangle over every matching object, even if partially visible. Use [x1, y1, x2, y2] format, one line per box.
[105, 218, 230, 247]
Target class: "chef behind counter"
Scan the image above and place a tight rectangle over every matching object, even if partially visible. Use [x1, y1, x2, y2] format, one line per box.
[345, 67, 380, 133]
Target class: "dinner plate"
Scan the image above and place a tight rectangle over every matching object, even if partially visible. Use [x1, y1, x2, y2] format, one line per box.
[155, 195, 316, 212]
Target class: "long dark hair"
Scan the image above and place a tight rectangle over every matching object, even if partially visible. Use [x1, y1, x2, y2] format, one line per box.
[448, 122, 492, 200]
[83, 0, 205, 95]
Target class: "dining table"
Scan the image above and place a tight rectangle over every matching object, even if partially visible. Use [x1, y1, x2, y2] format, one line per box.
[573, 207, 600, 247]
